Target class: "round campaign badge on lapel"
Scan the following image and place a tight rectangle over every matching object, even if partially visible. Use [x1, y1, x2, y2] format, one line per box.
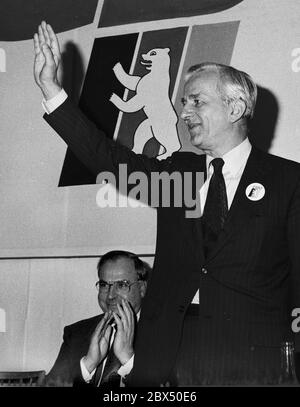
[245, 183, 265, 201]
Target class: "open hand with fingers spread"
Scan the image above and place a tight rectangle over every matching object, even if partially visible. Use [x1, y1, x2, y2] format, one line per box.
[112, 299, 136, 365]
[83, 311, 113, 373]
[33, 21, 62, 100]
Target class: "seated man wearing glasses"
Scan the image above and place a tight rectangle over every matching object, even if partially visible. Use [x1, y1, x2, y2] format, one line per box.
[46, 251, 149, 387]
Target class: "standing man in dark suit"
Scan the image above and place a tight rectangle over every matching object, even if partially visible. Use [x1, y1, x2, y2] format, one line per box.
[46, 250, 148, 387]
[34, 22, 300, 386]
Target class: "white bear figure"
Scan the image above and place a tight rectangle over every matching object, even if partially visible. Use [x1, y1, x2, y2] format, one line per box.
[110, 48, 181, 159]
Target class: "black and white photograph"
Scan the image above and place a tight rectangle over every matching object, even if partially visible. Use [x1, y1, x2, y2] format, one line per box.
[0, 0, 299, 398]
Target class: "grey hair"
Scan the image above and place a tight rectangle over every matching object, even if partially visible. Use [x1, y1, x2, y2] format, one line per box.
[184, 62, 257, 119]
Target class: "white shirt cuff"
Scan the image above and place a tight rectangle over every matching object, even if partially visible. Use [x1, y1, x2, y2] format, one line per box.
[80, 353, 134, 384]
[80, 357, 96, 383]
[42, 89, 68, 114]
[118, 354, 134, 378]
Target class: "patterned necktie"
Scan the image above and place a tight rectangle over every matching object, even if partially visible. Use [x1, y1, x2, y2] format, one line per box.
[99, 347, 122, 388]
[202, 158, 228, 256]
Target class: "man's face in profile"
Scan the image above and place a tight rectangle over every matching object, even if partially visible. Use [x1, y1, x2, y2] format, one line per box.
[97, 257, 147, 315]
[181, 70, 231, 152]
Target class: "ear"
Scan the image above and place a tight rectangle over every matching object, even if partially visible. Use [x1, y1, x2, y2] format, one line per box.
[228, 99, 246, 123]
[165, 47, 170, 53]
[139, 281, 147, 298]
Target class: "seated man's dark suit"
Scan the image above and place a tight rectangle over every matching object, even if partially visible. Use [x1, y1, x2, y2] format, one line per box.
[46, 315, 101, 386]
[44, 98, 300, 386]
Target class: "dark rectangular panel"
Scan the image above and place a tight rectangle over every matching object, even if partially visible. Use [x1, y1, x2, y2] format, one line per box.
[0, 0, 99, 41]
[99, 0, 244, 27]
[59, 33, 138, 186]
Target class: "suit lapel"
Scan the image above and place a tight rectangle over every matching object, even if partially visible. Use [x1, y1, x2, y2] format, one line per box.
[205, 147, 269, 262]
[189, 154, 206, 266]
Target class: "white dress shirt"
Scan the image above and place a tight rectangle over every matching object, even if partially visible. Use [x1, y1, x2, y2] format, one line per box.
[200, 138, 252, 214]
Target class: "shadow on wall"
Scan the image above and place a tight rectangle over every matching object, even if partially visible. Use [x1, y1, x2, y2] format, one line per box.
[249, 85, 279, 153]
[61, 41, 85, 106]
[58, 42, 95, 187]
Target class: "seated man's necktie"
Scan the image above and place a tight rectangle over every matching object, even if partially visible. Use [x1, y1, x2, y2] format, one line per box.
[99, 347, 122, 388]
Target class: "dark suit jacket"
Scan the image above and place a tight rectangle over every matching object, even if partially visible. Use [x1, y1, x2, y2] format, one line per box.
[44, 98, 300, 386]
[46, 315, 102, 387]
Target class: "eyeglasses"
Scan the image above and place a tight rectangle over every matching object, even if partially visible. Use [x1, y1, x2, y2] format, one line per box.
[95, 279, 140, 294]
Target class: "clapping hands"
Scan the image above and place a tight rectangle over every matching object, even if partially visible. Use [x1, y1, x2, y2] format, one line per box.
[83, 299, 136, 373]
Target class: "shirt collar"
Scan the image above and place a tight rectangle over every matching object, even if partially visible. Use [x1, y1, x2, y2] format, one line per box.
[206, 138, 252, 177]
